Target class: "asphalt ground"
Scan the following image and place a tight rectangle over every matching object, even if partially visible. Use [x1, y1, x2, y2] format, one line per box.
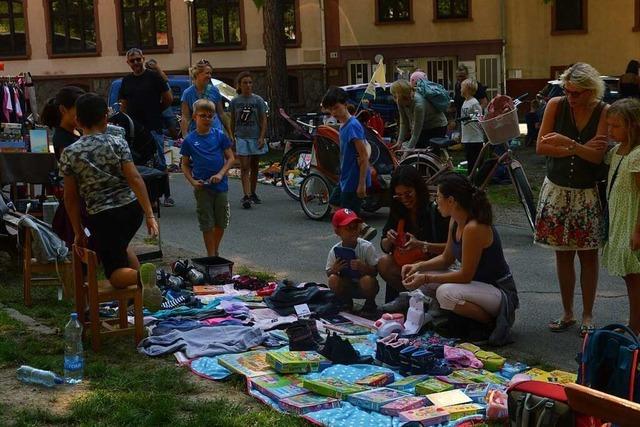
[157, 172, 629, 370]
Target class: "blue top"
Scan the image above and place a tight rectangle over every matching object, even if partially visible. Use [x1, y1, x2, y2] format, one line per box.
[230, 94, 267, 139]
[180, 128, 232, 192]
[181, 84, 224, 133]
[451, 223, 511, 285]
[339, 116, 371, 192]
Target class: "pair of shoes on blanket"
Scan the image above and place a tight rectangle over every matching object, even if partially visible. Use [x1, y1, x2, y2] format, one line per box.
[320, 332, 373, 365]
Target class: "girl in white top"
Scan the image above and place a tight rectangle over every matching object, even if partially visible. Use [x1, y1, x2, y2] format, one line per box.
[460, 79, 485, 175]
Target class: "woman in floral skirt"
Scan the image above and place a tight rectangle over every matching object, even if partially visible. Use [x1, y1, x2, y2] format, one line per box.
[534, 63, 609, 336]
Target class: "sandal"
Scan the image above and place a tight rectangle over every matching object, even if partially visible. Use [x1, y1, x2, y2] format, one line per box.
[548, 318, 576, 332]
[579, 323, 596, 337]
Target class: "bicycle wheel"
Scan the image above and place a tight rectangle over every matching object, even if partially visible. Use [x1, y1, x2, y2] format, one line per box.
[299, 173, 332, 220]
[511, 166, 536, 231]
[281, 146, 312, 201]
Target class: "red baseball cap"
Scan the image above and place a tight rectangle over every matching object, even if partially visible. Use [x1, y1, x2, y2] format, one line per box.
[332, 208, 363, 227]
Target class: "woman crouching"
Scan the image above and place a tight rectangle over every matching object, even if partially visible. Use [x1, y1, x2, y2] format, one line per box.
[401, 172, 519, 345]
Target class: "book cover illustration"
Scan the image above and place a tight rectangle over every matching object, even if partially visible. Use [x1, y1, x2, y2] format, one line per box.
[415, 378, 454, 395]
[347, 387, 413, 412]
[279, 393, 341, 415]
[249, 374, 308, 400]
[217, 350, 275, 377]
[380, 396, 430, 417]
[354, 372, 395, 387]
[266, 351, 330, 374]
[302, 377, 368, 399]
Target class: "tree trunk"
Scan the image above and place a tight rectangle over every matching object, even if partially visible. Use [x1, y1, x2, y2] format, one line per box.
[262, 0, 288, 142]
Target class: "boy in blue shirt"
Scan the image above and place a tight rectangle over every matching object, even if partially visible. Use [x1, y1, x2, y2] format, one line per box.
[180, 99, 235, 256]
[321, 86, 377, 241]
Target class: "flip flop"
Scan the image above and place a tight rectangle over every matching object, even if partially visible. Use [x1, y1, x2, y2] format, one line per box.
[579, 324, 596, 337]
[548, 318, 576, 332]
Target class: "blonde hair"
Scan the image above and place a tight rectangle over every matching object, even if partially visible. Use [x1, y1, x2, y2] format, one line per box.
[190, 62, 212, 81]
[193, 99, 215, 114]
[461, 78, 478, 96]
[607, 98, 640, 149]
[390, 79, 412, 99]
[559, 62, 605, 101]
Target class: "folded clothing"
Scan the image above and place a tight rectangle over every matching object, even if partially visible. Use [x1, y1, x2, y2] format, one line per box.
[264, 281, 341, 316]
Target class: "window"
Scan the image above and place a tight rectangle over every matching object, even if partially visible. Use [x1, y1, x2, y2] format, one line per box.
[48, 0, 97, 54]
[193, 0, 243, 48]
[376, 0, 412, 23]
[0, 0, 26, 57]
[118, 0, 170, 52]
[283, 0, 300, 46]
[552, 0, 587, 34]
[434, 0, 470, 20]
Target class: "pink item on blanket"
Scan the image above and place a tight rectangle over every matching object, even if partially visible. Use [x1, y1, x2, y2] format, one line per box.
[444, 345, 483, 369]
[200, 316, 243, 326]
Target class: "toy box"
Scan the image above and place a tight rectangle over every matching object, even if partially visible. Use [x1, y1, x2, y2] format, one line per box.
[476, 370, 508, 386]
[249, 374, 308, 400]
[399, 406, 450, 426]
[548, 370, 577, 384]
[217, 350, 274, 377]
[525, 368, 552, 382]
[500, 362, 529, 379]
[266, 351, 330, 374]
[450, 369, 486, 384]
[380, 396, 430, 417]
[347, 387, 412, 412]
[425, 389, 472, 407]
[435, 375, 473, 389]
[388, 374, 430, 392]
[415, 378, 454, 395]
[355, 372, 395, 387]
[279, 393, 341, 415]
[302, 377, 368, 399]
[444, 403, 484, 420]
[464, 383, 490, 404]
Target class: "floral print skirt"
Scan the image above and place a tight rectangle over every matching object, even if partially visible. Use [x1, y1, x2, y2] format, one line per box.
[534, 177, 603, 250]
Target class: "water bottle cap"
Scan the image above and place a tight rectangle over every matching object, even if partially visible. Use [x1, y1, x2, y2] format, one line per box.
[70, 312, 78, 320]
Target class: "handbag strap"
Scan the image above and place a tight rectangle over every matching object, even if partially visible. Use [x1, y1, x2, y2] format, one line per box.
[607, 154, 624, 200]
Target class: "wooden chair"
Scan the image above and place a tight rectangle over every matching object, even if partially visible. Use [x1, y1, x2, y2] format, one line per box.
[22, 226, 72, 306]
[565, 383, 640, 426]
[72, 245, 143, 352]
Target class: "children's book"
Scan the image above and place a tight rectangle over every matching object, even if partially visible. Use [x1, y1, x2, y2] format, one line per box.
[29, 128, 49, 153]
[355, 372, 395, 387]
[333, 246, 361, 279]
[217, 350, 275, 377]
[388, 375, 430, 392]
[399, 406, 450, 426]
[380, 396, 430, 417]
[192, 285, 225, 295]
[415, 378, 454, 395]
[266, 351, 330, 374]
[424, 389, 472, 407]
[248, 374, 308, 400]
[347, 387, 413, 412]
[279, 393, 341, 415]
[302, 377, 368, 399]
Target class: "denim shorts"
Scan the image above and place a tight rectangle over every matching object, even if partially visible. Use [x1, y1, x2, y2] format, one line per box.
[194, 188, 230, 231]
[235, 137, 268, 156]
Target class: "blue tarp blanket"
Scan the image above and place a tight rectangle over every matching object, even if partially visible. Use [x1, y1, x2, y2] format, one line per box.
[305, 402, 403, 427]
[303, 363, 403, 384]
[190, 355, 233, 380]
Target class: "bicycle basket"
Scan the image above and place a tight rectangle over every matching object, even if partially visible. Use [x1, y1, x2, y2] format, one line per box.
[479, 108, 520, 145]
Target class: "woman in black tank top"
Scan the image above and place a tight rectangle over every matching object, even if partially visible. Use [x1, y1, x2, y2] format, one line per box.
[401, 173, 518, 334]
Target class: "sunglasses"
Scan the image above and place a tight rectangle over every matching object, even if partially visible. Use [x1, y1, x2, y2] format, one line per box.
[128, 57, 143, 64]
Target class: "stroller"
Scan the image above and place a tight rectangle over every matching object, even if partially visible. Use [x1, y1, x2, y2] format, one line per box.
[298, 121, 398, 220]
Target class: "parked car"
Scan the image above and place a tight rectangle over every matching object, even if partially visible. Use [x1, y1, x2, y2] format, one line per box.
[340, 82, 397, 125]
[538, 76, 620, 104]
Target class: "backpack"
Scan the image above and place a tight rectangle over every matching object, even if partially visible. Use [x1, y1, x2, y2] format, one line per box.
[416, 79, 451, 113]
[507, 380, 600, 427]
[578, 323, 640, 402]
[108, 111, 156, 166]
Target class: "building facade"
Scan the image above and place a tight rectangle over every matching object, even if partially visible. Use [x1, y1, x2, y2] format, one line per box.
[1, 0, 639, 114]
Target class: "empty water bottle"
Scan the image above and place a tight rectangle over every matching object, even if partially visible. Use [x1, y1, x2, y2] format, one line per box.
[64, 312, 84, 384]
[16, 365, 64, 388]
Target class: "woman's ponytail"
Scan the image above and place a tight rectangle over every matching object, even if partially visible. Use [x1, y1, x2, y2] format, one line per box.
[438, 171, 494, 225]
[470, 187, 493, 225]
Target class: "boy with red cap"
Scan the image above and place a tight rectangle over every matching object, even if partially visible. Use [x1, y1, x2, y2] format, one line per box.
[325, 208, 379, 317]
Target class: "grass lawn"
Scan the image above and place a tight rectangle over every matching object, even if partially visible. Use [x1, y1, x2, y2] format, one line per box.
[0, 263, 308, 427]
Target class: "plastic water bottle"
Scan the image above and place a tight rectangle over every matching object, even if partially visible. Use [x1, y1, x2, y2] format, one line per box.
[16, 365, 64, 388]
[64, 312, 84, 384]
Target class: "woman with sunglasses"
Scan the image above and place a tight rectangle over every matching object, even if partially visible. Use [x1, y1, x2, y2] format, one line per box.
[180, 59, 230, 138]
[378, 165, 449, 311]
[535, 62, 610, 336]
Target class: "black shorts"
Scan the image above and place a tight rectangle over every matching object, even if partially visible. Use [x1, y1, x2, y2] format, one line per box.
[87, 201, 143, 279]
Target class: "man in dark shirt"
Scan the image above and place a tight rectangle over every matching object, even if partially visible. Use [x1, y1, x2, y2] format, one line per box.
[118, 48, 174, 206]
[453, 64, 488, 117]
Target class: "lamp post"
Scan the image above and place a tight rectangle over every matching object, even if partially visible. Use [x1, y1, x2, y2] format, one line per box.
[184, 0, 193, 69]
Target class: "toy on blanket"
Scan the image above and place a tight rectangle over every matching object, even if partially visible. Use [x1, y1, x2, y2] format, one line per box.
[399, 406, 450, 426]
[302, 377, 368, 399]
[354, 371, 395, 387]
[266, 351, 330, 374]
[279, 393, 341, 415]
[415, 377, 454, 395]
[380, 395, 430, 417]
[347, 387, 413, 412]
[249, 374, 308, 400]
[387, 374, 430, 392]
[374, 313, 405, 337]
[442, 403, 484, 420]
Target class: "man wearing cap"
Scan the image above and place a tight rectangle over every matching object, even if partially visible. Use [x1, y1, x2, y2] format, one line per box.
[325, 208, 380, 318]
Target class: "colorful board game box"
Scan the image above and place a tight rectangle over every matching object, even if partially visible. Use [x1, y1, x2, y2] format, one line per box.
[450, 369, 487, 384]
[464, 383, 489, 403]
[347, 387, 413, 412]
[380, 396, 430, 417]
[217, 350, 275, 377]
[425, 389, 472, 407]
[388, 375, 430, 392]
[445, 403, 484, 420]
[265, 351, 330, 374]
[548, 370, 578, 384]
[415, 378, 454, 395]
[279, 393, 341, 415]
[525, 368, 552, 382]
[302, 377, 368, 399]
[435, 375, 473, 389]
[399, 406, 450, 426]
[500, 362, 529, 379]
[249, 374, 308, 400]
[355, 372, 395, 387]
